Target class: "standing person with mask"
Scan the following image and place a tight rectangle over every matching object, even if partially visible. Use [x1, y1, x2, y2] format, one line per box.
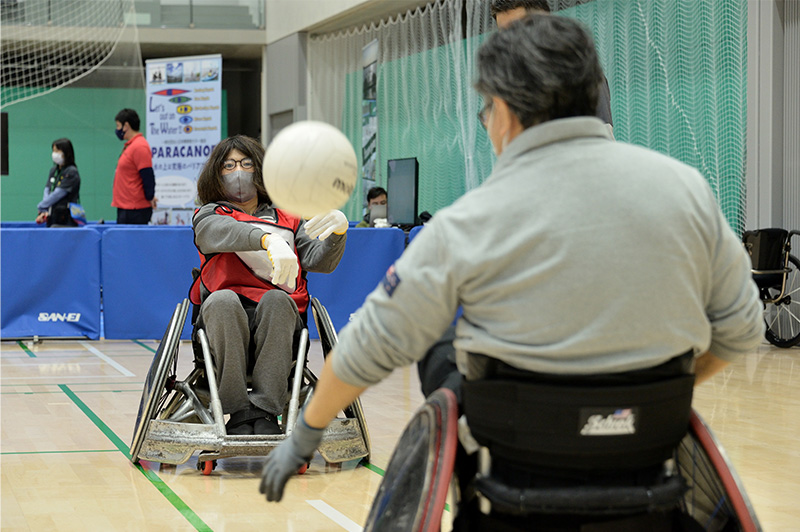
[112, 108, 158, 224]
[36, 138, 81, 227]
[190, 135, 349, 435]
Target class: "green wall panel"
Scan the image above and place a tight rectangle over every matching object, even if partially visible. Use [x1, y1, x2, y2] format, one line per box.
[2, 87, 228, 222]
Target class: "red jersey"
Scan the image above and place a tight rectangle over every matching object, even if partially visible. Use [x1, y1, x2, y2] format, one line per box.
[189, 205, 310, 314]
[112, 133, 153, 209]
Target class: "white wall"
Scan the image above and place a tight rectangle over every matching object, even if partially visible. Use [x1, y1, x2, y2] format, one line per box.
[265, 0, 373, 43]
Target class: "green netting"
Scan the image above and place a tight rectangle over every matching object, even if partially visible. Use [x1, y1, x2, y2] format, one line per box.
[567, 0, 748, 234]
[320, 0, 747, 233]
[376, 35, 494, 217]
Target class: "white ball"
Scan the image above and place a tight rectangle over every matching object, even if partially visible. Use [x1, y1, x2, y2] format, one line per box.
[262, 121, 358, 218]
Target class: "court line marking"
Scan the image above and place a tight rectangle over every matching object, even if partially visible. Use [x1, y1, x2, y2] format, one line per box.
[306, 499, 361, 531]
[2, 361, 109, 366]
[2, 449, 119, 455]
[2, 389, 141, 395]
[58, 384, 212, 532]
[79, 341, 135, 377]
[2, 375, 136, 380]
[133, 339, 157, 353]
[16, 341, 36, 358]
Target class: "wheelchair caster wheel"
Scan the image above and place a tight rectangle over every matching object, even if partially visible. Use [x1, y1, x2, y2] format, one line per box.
[198, 459, 216, 475]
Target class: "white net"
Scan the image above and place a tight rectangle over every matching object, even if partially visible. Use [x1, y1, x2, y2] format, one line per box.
[308, 0, 494, 221]
[307, 0, 748, 234]
[1, 0, 138, 107]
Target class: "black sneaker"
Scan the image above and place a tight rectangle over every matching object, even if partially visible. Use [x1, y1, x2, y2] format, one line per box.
[226, 407, 259, 435]
[253, 413, 282, 435]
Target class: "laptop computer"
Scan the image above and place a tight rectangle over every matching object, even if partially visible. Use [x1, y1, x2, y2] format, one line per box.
[368, 204, 388, 227]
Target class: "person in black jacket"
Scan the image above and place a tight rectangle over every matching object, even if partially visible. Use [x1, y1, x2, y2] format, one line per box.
[36, 138, 81, 227]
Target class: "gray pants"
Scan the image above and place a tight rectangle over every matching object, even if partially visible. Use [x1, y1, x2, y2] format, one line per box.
[197, 289, 303, 417]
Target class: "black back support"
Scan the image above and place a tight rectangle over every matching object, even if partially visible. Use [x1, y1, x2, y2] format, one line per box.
[463, 364, 694, 472]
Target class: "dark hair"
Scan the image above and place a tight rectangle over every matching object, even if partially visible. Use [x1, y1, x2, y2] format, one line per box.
[196, 135, 271, 205]
[475, 14, 601, 127]
[52, 138, 76, 167]
[490, 0, 550, 18]
[115, 108, 140, 131]
[366, 186, 387, 202]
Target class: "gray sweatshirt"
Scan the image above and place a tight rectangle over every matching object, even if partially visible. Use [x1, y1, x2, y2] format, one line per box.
[331, 117, 764, 387]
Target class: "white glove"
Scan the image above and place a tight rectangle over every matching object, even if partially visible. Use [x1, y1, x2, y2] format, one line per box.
[304, 210, 348, 240]
[261, 234, 299, 290]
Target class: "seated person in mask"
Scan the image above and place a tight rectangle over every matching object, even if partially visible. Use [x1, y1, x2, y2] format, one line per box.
[355, 186, 388, 228]
[190, 135, 348, 435]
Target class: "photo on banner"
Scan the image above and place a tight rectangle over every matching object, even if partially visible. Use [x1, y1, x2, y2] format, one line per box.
[145, 54, 222, 224]
[361, 39, 378, 206]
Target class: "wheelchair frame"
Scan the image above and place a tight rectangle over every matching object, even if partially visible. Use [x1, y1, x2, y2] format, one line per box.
[129, 297, 370, 474]
[743, 228, 800, 348]
[365, 391, 762, 532]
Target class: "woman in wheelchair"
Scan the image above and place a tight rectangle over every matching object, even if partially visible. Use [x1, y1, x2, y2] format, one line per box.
[190, 135, 348, 436]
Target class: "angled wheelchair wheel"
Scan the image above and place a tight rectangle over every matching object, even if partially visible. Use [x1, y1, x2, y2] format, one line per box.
[129, 300, 190, 464]
[310, 297, 338, 358]
[364, 388, 458, 532]
[675, 410, 761, 532]
[762, 254, 800, 348]
[310, 297, 371, 458]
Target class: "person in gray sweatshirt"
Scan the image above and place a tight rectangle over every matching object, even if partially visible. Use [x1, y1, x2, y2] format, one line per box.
[260, 13, 763, 505]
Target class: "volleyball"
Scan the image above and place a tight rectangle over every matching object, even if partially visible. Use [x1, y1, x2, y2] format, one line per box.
[262, 121, 358, 218]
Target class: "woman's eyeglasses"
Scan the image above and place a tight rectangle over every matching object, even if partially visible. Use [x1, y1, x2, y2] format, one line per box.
[222, 158, 254, 171]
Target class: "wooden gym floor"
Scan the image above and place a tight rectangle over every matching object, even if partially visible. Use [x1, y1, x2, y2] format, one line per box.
[1, 338, 798, 531]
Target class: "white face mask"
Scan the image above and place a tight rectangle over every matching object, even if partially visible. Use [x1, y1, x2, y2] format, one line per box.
[52, 152, 64, 165]
[222, 170, 257, 203]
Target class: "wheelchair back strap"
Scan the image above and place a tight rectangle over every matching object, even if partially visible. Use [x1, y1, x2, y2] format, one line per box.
[463, 371, 694, 471]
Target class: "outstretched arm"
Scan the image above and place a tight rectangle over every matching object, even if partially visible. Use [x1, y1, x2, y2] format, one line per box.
[304, 351, 367, 428]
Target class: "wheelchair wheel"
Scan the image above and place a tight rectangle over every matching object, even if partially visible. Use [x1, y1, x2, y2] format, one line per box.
[762, 254, 800, 348]
[129, 300, 190, 464]
[311, 297, 371, 459]
[676, 411, 761, 532]
[364, 388, 458, 532]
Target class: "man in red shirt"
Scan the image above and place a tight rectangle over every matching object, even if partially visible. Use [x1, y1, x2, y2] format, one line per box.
[112, 109, 158, 224]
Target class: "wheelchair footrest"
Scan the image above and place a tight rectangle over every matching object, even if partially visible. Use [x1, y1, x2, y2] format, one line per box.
[476, 473, 687, 516]
[318, 418, 369, 463]
[137, 419, 224, 465]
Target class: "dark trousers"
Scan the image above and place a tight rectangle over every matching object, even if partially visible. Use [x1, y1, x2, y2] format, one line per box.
[117, 207, 153, 225]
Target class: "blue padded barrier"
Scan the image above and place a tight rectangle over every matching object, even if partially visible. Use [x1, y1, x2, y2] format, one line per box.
[101, 227, 199, 340]
[306, 227, 406, 338]
[1, 228, 102, 339]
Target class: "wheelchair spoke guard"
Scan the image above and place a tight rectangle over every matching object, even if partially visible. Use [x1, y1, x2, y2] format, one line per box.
[130, 300, 190, 464]
[676, 410, 762, 532]
[364, 388, 458, 532]
[311, 297, 371, 461]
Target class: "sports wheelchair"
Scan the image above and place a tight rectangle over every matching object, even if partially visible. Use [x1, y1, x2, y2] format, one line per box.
[743, 228, 800, 348]
[365, 356, 761, 532]
[129, 297, 370, 475]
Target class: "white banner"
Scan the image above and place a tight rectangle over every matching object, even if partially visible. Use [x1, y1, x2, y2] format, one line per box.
[145, 54, 222, 224]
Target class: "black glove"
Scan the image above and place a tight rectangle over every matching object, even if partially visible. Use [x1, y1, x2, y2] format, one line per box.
[259, 409, 325, 502]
